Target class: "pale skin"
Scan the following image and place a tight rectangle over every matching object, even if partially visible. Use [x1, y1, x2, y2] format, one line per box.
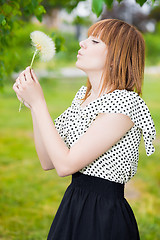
[13, 35, 134, 177]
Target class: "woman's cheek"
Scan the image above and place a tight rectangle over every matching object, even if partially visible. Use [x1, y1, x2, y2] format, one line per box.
[90, 55, 105, 70]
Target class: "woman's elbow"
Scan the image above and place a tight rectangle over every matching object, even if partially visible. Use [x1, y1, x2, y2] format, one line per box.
[56, 169, 68, 177]
[41, 164, 55, 171]
[56, 166, 72, 177]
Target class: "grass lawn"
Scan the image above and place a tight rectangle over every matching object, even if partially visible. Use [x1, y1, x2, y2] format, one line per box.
[0, 73, 160, 240]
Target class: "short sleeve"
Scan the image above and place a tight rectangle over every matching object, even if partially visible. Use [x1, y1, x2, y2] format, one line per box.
[131, 95, 156, 156]
[96, 89, 156, 156]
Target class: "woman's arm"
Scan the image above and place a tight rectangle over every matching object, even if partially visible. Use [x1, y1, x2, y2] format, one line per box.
[13, 67, 134, 177]
[31, 102, 134, 177]
[31, 110, 55, 170]
[15, 82, 55, 171]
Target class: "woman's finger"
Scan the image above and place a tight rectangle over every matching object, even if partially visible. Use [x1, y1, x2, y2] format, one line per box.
[16, 93, 22, 102]
[19, 72, 26, 83]
[31, 68, 39, 83]
[16, 77, 20, 84]
[14, 80, 23, 92]
[15, 77, 23, 90]
[24, 67, 32, 82]
[13, 82, 19, 93]
[13, 81, 19, 90]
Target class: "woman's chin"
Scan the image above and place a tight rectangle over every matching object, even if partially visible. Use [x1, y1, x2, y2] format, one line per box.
[75, 61, 83, 70]
[75, 61, 88, 75]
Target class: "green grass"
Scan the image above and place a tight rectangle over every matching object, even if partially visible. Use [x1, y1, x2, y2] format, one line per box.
[0, 74, 160, 239]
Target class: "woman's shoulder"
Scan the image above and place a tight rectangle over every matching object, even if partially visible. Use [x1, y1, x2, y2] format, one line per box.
[101, 89, 155, 125]
[101, 89, 139, 107]
[107, 89, 139, 98]
[74, 87, 147, 109]
[105, 89, 146, 106]
[119, 89, 152, 111]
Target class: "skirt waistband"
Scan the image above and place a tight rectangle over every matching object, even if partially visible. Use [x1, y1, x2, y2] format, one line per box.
[71, 172, 124, 200]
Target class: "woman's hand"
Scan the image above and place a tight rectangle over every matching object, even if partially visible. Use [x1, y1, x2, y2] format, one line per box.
[16, 93, 31, 109]
[13, 66, 45, 109]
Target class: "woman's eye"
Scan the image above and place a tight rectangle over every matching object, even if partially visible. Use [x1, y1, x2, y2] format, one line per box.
[92, 40, 99, 44]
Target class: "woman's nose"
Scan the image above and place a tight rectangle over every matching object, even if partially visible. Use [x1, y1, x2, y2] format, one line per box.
[79, 40, 86, 48]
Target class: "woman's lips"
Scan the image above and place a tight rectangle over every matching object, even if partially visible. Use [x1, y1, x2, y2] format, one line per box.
[78, 51, 82, 55]
[77, 51, 83, 58]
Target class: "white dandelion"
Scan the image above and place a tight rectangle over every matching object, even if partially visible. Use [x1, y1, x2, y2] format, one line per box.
[19, 31, 56, 112]
[30, 30, 56, 67]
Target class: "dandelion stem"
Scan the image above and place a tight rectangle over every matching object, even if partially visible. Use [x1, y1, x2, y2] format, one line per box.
[30, 49, 39, 68]
[19, 100, 23, 112]
[19, 49, 39, 112]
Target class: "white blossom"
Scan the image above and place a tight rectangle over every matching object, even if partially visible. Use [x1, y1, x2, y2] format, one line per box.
[30, 31, 55, 62]
[19, 31, 56, 112]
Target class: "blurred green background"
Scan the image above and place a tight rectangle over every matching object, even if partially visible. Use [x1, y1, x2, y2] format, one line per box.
[0, 70, 160, 240]
[0, 0, 160, 239]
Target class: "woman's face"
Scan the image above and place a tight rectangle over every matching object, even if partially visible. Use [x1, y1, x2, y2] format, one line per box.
[76, 35, 107, 73]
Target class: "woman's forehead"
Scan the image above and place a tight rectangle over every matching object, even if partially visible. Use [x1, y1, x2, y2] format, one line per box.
[89, 35, 100, 39]
[88, 28, 105, 39]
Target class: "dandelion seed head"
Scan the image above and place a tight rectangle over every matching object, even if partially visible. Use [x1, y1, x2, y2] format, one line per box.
[30, 31, 55, 61]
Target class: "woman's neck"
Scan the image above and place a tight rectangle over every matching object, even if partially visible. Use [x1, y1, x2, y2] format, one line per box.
[87, 71, 112, 98]
[87, 71, 103, 96]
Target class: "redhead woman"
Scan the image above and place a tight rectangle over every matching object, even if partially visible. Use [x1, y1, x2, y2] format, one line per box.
[13, 19, 156, 240]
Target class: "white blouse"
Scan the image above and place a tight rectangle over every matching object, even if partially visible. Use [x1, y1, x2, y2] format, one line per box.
[54, 86, 156, 184]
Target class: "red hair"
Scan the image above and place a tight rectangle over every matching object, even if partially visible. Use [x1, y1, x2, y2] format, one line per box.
[81, 18, 145, 102]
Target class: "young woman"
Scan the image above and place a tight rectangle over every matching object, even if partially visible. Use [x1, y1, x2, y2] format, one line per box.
[13, 19, 156, 240]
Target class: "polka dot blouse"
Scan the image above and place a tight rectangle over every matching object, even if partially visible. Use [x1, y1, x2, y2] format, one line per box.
[54, 86, 156, 184]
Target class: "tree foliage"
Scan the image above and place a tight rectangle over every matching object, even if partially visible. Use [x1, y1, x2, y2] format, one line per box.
[41, 0, 86, 13]
[0, 0, 46, 86]
[92, 0, 158, 17]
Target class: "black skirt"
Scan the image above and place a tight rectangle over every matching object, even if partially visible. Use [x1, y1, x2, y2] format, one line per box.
[47, 172, 140, 240]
